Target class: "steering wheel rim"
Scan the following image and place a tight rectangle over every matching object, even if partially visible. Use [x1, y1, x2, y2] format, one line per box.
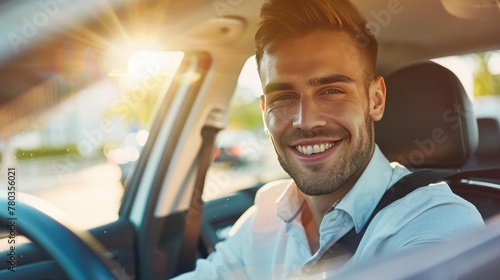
[0, 194, 119, 280]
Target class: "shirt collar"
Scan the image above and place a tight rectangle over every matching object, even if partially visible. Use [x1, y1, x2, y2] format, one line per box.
[276, 180, 305, 223]
[335, 145, 397, 233]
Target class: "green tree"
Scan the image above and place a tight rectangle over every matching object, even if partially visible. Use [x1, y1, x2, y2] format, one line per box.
[474, 52, 500, 97]
[228, 87, 263, 130]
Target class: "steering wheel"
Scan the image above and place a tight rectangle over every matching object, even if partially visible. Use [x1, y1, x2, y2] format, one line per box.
[0, 194, 120, 280]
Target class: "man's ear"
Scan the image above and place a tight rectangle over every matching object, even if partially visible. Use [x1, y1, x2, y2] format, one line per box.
[260, 95, 266, 111]
[369, 76, 386, 121]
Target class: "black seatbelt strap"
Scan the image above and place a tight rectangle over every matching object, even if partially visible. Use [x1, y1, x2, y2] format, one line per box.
[175, 125, 222, 274]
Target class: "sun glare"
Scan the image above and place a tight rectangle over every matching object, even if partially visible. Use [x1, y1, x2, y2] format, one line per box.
[127, 50, 184, 78]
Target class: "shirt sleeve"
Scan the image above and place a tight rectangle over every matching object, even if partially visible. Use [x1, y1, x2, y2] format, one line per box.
[170, 206, 256, 280]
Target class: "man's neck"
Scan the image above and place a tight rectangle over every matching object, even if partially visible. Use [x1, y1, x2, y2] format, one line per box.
[303, 178, 355, 228]
[299, 168, 364, 253]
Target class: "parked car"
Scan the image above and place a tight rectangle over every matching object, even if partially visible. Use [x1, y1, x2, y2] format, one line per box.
[0, 1, 500, 280]
[213, 130, 263, 167]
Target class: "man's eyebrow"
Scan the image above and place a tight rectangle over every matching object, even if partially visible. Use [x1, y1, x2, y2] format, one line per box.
[263, 74, 354, 95]
[263, 82, 295, 95]
[309, 74, 355, 87]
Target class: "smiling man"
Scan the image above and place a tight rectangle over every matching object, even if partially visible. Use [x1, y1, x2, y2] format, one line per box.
[258, 27, 386, 256]
[174, 0, 483, 279]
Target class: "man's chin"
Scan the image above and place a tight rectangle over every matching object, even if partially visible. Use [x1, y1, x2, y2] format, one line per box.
[297, 187, 336, 196]
[278, 157, 346, 195]
[291, 172, 345, 196]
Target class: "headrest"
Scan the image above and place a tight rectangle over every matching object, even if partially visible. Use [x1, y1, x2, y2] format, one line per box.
[375, 61, 478, 169]
[475, 117, 500, 160]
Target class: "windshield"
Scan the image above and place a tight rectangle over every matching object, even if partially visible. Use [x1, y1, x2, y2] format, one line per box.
[0, 50, 184, 230]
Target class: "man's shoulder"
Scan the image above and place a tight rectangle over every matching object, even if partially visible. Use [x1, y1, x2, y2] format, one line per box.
[383, 166, 478, 212]
[401, 182, 473, 207]
[254, 178, 293, 205]
[378, 182, 482, 226]
[353, 182, 484, 264]
[236, 178, 294, 233]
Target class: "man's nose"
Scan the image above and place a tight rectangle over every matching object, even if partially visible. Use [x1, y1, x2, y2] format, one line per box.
[292, 97, 327, 130]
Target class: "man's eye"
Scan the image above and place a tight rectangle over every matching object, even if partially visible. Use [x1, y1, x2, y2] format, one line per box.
[322, 88, 343, 94]
[274, 94, 294, 101]
[267, 93, 297, 108]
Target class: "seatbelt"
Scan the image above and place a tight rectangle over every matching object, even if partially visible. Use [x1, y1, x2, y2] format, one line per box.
[337, 168, 500, 254]
[175, 125, 222, 275]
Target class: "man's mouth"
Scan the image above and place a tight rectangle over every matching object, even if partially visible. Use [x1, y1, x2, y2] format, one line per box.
[295, 141, 337, 155]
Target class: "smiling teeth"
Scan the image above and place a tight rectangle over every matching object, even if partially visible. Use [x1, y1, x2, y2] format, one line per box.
[296, 142, 335, 155]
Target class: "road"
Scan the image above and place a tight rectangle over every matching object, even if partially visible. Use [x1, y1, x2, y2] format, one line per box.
[16, 158, 124, 229]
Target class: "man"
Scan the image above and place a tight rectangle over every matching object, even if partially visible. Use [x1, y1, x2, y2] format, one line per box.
[175, 0, 484, 278]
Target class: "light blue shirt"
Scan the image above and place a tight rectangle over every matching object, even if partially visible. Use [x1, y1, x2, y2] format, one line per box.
[173, 146, 484, 279]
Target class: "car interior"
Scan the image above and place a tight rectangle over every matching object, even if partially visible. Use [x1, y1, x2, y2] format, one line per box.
[375, 61, 500, 219]
[0, 0, 500, 279]
[466, 117, 500, 170]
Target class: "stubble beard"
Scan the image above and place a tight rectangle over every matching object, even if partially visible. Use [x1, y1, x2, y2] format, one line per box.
[276, 117, 374, 196]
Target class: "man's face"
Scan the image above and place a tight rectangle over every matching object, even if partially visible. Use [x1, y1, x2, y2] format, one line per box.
[259, 31, 386, 196]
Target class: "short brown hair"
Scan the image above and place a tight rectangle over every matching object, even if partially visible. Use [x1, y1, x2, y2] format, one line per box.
[255, 0, 378, 81]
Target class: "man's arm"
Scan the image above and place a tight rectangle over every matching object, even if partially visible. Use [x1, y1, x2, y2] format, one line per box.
[171, 206, 256, 280]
